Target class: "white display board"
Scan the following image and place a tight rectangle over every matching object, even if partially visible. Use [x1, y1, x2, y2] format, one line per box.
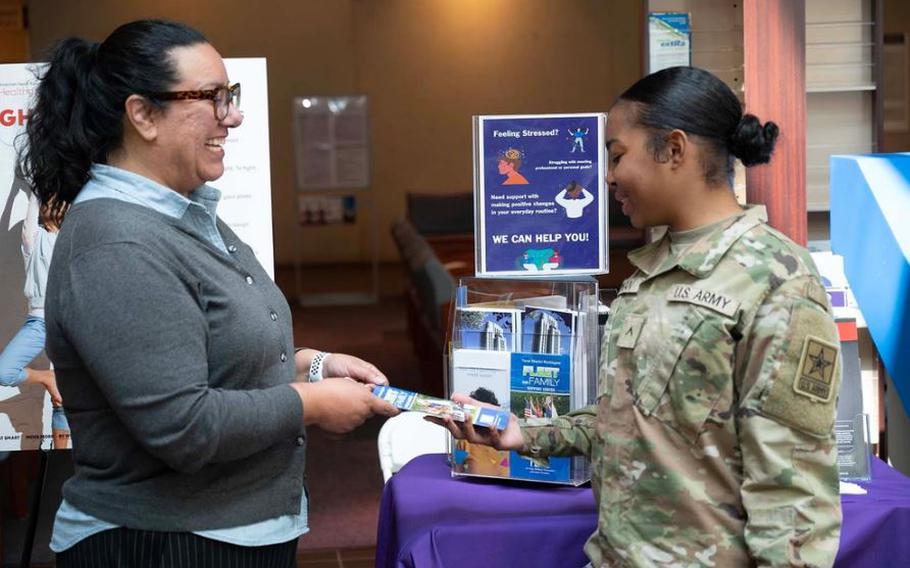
[0, 58, 274, 451]
[221, 58, 274, 275]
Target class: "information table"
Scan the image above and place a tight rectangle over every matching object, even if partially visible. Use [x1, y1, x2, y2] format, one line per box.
[376, 454, 910, 568]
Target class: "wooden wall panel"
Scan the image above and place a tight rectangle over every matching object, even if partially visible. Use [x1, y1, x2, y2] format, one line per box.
[743, 0, 807, 245]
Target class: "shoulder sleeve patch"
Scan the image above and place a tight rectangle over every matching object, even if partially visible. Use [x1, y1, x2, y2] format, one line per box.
[793, 336, 839, 403]
[759, 302, 841, 437]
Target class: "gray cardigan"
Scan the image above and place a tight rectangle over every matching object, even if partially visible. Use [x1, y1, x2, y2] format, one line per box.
[46, 199, 306, 531]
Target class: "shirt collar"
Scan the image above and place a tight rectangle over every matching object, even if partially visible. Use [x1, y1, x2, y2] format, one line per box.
[628, 205, 768, 279]
[76, 163, 221, 220]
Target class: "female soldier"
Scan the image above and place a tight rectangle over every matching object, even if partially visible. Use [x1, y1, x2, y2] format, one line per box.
[20, 20, 396, 567]
[439, 66, 842, 567]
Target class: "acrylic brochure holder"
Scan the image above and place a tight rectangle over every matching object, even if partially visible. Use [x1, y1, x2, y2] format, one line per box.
[445, 276, 599, 486]
[835, 414, 872, 482]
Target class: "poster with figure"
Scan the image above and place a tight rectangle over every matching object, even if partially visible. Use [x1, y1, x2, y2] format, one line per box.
[0, 59, 273, 451]
[473, 113, 607, 277]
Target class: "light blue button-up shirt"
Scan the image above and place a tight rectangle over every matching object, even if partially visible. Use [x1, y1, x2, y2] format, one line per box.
[50, 163, 308, 552]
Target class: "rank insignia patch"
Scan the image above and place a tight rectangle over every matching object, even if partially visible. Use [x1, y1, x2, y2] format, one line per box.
[617, 315, 645, 349]
[793, 335, 839, 403]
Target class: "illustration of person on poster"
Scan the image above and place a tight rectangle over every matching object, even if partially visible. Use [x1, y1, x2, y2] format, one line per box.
[474, 113, 607, 276]
[555, 180, 594, 219]
[568, 126, 589, 153]
[497, 148, 529, 185]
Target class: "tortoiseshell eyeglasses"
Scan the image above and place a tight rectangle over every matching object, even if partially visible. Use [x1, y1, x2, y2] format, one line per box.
[148, 83, 241, 121]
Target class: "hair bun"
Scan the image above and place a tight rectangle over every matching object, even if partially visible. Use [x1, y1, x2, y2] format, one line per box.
[88, 41, 101, 60]
[728, 114, 779, 166]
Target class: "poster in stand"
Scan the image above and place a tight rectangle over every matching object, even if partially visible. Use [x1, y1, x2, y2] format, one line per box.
[473, 113, 608, 278]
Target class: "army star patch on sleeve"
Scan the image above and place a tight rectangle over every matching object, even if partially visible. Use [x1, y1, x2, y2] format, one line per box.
[793, 336, 839, 403]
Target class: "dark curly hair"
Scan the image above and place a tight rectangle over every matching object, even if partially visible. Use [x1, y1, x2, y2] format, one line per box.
[617, 66, 779, 186]
[16, 20, 207, 223]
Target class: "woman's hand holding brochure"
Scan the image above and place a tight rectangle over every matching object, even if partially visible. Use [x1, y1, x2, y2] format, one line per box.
[294, 378, 399, 434]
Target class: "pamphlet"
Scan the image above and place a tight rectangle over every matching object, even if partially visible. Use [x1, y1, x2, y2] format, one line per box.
[373, 385, 510, 430]
[835, 414, 873, 482]
[509, 352, 572, 481]
[450, 349, 513, 476]
[451, 349, 511, 413]
[454, 307, 521, 351]
[521, 306, 576, 356]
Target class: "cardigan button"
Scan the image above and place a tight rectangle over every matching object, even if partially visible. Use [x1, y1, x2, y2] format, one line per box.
[280, 352, 288, 362]
[270, 311, 278, 321]
[295, 436, 305, 446]
[245, 275, 254, 285]
[228, 244, 238, 253]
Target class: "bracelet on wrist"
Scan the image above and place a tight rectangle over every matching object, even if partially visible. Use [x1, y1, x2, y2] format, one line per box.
[308, 351, 330, 382]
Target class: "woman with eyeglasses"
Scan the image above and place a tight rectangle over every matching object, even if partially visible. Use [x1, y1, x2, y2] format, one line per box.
[18, 19, 397, 567]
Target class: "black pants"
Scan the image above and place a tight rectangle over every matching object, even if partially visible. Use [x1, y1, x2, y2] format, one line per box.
[56, 528, 298, 568]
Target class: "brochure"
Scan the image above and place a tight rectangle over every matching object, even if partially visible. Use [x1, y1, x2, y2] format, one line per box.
[454, 307, 521, 351]
[447, 277, 597, 486]
[451, 349, 511, 413]
[509, 352, 572, 481]
[373, 385, 510, 430]
[521, 306, 576, 356]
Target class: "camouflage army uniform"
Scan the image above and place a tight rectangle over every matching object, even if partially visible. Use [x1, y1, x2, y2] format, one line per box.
[522, 207, 842, 567]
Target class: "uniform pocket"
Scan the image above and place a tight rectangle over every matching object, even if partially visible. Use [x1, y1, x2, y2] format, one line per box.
[635, 306, 734, 444]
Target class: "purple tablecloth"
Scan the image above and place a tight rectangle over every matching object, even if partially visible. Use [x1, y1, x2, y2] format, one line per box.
[376, 454, 910, 568]
[837, 457, 910, 566]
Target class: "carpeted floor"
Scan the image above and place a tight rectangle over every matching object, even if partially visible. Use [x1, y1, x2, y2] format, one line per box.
[300, 419, 387, 551]
[283, 264, 423, 555]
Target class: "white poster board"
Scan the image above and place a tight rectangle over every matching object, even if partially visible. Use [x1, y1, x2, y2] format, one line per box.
[221, 58, 274, 276]
[0, 58, 274, 451]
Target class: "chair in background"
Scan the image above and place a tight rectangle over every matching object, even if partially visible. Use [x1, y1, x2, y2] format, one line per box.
[405, 192, 475, 272]
[377, 412, 448, 483]
[390, 218, 458, 396]
[405, 192, 473, 236]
